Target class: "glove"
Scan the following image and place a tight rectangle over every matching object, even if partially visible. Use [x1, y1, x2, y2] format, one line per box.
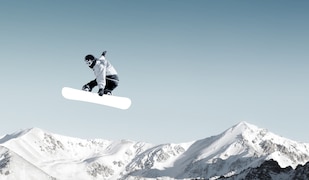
[98, 88, 104, 96]
[82, 84, 92, 92]
[102, 51, 107, 57]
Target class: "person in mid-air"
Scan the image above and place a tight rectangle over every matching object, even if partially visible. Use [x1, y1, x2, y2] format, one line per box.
[82, 51, 119, 96]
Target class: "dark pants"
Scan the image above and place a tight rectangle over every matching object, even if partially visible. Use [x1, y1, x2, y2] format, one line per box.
[104, 75, 119, 93]
[87, 75, 119, 94]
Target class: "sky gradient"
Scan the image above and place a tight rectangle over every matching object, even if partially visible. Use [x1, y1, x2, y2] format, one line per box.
[0, 0, 308, 144]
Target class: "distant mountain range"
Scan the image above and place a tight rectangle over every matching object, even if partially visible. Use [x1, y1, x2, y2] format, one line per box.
[1, 122, 309, 180]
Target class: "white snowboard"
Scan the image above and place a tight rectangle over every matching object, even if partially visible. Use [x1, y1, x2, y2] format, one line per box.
[61, 87, 131, 110]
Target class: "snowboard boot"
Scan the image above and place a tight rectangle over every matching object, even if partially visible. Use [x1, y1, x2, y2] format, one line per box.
[104, 90, 112, 95]
[82, 84, 91, 92]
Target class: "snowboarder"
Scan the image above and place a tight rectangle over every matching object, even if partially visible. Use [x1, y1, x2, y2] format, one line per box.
[82, 51, 119, 96]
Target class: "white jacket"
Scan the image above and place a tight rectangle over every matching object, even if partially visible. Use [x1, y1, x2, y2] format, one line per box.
[93, 55, 118, 89]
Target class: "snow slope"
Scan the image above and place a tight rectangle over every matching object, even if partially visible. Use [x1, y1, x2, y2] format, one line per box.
[0, 145, 55, 180]
[0, 122, 309, 180]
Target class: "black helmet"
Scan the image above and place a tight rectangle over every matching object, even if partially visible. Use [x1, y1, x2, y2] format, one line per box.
[85, 54, 95, 61]
[84, 54, 96, 67]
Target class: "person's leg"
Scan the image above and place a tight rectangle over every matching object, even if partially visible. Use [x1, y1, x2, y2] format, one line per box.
[104, 75, 119, 95]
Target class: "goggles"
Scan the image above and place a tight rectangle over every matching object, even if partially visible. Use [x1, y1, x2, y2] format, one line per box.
[85, 59, 93, 66]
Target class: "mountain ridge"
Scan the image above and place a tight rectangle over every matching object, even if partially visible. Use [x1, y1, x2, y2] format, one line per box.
[1, 121, 309, 179]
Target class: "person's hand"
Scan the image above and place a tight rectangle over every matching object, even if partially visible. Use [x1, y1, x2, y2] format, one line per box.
[98, 88, 104, 96]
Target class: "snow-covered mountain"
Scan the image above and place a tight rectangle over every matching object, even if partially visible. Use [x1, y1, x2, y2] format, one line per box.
[1, 122, 309, 180]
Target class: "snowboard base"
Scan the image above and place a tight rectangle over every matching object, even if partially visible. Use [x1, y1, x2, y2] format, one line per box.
[61, 87, 131, 110]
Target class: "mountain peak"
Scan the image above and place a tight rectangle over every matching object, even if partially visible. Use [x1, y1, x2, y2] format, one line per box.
[231, 121, 259, 132]
[235, 121, 255, 127]
[219, 121, 263, 142]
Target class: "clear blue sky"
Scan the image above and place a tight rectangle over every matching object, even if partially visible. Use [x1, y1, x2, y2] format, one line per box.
[0, 0, 308, 144]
